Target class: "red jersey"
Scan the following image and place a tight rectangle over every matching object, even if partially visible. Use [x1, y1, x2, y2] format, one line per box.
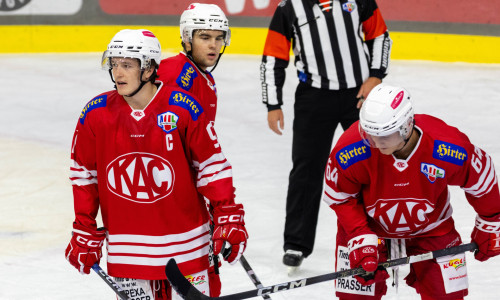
[324, 114, 500, 240]
[157, 52, 218, 123]
[69, 82, 234, 279]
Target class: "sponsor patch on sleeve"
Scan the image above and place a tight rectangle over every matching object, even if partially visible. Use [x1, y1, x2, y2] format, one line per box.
[336, 140, 371, 170]
[432, 140, 468, 166]
[176, 62, 198, 91]
[157, 111, 179, 133]
[169, 91, 203, 120]
[79, 95, 107, 124]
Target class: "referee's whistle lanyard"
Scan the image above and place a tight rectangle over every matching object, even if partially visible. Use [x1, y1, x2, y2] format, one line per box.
[298, 1, 333, 27]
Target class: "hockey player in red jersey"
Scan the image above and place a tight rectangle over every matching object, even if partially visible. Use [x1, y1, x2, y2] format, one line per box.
[324, 84, 500, 299]
[157, 3, 230, 123]
[64, 29, 248, 299]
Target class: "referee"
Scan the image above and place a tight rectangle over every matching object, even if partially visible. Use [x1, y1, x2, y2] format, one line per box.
[260, 0, 392, 270]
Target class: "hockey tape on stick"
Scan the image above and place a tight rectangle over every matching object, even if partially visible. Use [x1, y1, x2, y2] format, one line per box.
[165, 242, 477, 300]
[91, 263, 131, 300]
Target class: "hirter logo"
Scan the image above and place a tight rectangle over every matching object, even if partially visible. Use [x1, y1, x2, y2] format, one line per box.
[106, 152, 175, 203]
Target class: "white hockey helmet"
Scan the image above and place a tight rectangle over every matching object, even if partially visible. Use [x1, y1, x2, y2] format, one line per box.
[359, 84, 414, 140]
[101, 29, 162, 70]
[180, 3, 231, 46]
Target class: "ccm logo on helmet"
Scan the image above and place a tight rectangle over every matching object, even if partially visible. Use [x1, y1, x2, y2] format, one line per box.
[76, 236, 104, 248]
[218, 215, 244, 224]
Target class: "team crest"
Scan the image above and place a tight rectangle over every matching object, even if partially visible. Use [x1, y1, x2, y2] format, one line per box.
[157, 111, 179, 133]
[342, 1, 356, 13]
[421, 163, 445, 183]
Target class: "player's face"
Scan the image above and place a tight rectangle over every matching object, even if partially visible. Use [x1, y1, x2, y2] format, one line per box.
[110, 57, 142, 95]
[187, 30, 225, 70]
[368, 132, 406, 155]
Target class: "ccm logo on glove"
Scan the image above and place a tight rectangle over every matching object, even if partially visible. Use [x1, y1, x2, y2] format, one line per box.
[76, 236, 105, 248]
[217, 215, 244, 224]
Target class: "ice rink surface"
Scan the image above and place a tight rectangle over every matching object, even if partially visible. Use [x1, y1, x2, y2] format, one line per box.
[0, 53, 499, 299]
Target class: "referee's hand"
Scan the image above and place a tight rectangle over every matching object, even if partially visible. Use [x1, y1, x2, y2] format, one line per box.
[268, 109, 284, 135]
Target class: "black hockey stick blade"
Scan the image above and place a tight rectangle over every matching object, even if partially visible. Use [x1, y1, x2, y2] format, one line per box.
[166, 243, 478, 300]
[92, 263, 131, 300]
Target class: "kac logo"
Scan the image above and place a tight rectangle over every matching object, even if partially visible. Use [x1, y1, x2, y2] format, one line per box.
[106, 152, 175, 203]
[420, 163, 445, 183]
[367, 198, 435, 234]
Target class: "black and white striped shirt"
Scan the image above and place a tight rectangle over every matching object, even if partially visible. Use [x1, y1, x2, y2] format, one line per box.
[261, 0, 392, 107]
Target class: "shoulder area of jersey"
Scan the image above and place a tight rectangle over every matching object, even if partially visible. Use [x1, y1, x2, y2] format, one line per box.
[415, 114, 472, 167]
[332, 121, 372, 170]
[79, 92, 112, 125]
[158, 53, 186, 68]
[415, 114, 468, 143]
[163, 87, 205, 121]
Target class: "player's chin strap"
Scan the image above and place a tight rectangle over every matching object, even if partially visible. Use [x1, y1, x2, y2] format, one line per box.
[187, 43, 227, 73]
[209, 44, 226, 72]
[392, 126, 415, 156]
[108, 69, 151, 97]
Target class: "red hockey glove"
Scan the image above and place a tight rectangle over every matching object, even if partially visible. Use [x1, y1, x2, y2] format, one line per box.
[212, 204, 248, 264]
[348, 234, 388, 285]
[471, 214, 500, 262]
[65, 223, 106, 274]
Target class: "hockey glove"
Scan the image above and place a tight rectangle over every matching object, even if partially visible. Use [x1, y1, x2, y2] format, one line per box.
[65, 223, 106, 274]
[471, 214, 500, 262]
[348, 234, 389, 285]
[212, 204, 248, 264]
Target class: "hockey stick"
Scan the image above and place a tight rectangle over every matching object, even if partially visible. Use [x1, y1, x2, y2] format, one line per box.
[91, 263, 131, 300]
[165, 242, 477, 300]
[239, 255, 272, 300]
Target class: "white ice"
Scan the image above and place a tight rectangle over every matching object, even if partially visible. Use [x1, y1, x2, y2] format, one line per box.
[0, 53, 499, 299]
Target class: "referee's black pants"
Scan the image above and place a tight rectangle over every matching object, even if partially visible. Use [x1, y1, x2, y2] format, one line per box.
[284, 82, 360, 257]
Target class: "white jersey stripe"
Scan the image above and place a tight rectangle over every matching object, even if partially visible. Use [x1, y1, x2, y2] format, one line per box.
[197, 168, 232, 188]
[108, 244, 210, 266]
[109, 223, 210, 244]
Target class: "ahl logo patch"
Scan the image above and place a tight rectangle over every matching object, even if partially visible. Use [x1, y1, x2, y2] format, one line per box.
[169, 91, 203, 120]
[80, 95, 107, 124]
[157, 111, 179, 133]
[176, 62, 198, 91]
[432, 140, 467, 166]
[420, 163, 445, 183]
[336, 140, 371, 170]
[342, 1, 356, 13]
